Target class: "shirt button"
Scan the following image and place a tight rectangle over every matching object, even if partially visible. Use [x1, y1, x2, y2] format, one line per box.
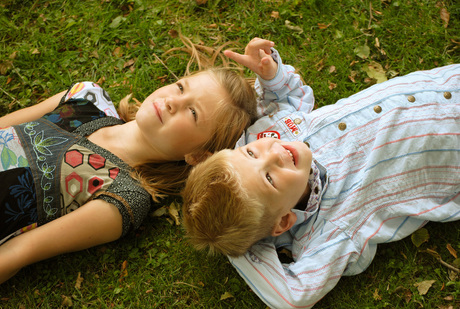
[373, 105, 382, 113]
[338, 122, 347, 131]
[444, 92, 452, 99]
[294, 118, 302, 124]
[407, 95, 416, 102]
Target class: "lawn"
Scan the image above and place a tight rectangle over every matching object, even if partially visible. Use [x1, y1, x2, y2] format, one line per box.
[0, 0, 459, 308]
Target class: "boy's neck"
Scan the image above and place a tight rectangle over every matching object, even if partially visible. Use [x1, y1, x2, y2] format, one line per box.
[294, 184, 311, 210]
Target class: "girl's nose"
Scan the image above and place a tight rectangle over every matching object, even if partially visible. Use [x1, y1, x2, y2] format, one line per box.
[166, 96, 185, 114]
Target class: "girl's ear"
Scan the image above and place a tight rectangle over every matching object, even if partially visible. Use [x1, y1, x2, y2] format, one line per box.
[184, 151, 213, 165]
[271, 211, 297, 237]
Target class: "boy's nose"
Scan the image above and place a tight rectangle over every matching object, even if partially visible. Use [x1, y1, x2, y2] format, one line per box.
[265, 149, 284, 167]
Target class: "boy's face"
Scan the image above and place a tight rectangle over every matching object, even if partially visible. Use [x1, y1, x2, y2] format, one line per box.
[229, 138, 312, 218]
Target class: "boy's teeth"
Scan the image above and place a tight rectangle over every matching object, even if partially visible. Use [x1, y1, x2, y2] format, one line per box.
[287, 149, 294, 163]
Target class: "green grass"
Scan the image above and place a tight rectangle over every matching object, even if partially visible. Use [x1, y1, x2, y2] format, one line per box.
[1, 0, 459, 307]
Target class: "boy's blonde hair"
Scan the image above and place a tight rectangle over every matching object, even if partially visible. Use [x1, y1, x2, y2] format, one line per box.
[117, 36, 257, 201]
[182, 150, 275, 257]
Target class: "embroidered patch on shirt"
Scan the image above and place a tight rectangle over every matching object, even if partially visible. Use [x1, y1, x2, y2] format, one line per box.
[281, 116, 302, 137]
[257, 131, 280, 139]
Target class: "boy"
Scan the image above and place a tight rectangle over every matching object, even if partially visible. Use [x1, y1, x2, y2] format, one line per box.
[182, 39, 460, 308]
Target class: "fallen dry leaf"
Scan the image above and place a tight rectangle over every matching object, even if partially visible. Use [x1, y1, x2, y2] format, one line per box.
[168, 201, 180, 225]
[411, 228, 429, 247]
[363, 61, 387, 83]
[329, 65, 336, 73]
[112, 46, 123, 58]
[285, 20, 303, 33]
[220, 291, 234, 300]
[328, 81, 337, 90]
[61, 295, 73, 307]
[271, 11, 279, 19]
[354, 45, 370, 59]
[119, 260, 128, 281]
[414, 280, 436, 295]
[440, 7, 450, 28]
[75, 272, 84, 290]
[447, 243, 457, 258]
[373, 288, 382, 300]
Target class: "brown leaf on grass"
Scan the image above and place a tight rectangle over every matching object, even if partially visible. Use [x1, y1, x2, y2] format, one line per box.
[271, 11, 279, 19]
[151, 202, 181, 225]
[329, 65, 336, 73]
[113, 47, 123, 58]
[119, 260, 128, 282]
[414, 280, 436, 295]
[0, 61, 13, 75]
[373, 288, 382, 300]
[440, 7, 450, 28]
[328, 81, 337, 90]
[75, 272, 84, 290]
[318, 23, 330, 29]
[348, 71, 358, 83]
[123, 58, 136, 68]
[9, 51, 18, 60]
[447, 243, 457, 258]
[195, 0, 207, 4]
[168, 29, 178, 38]
[31, 48, 40, 55]
[168, 201, 180, 225]
[61, 295, 73, 307]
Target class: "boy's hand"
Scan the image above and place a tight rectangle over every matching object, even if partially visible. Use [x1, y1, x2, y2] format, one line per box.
[224, 38, 277, 80]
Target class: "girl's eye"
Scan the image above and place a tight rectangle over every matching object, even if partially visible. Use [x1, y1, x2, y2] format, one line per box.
[189, 108, 197, 120]
[266, 173, 274, 186]
[247, 150, 255, 157]
[177, 83, 184, 93]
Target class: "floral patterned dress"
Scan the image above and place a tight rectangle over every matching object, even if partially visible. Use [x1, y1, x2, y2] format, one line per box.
[0, 82, 151, 244]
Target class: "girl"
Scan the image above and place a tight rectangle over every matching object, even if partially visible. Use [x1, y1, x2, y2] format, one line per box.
[0, 39, 258, 283]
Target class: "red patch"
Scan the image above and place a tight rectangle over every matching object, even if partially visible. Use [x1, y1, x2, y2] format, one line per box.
[284, 118, 299, 134]
[257, 131, 280, 139]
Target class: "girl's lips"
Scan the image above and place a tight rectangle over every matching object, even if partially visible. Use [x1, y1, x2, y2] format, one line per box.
[153, 102, 163, 123]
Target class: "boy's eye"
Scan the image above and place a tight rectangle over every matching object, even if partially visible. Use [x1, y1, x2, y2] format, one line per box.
[247, 150, 255, 157]
[177, 82, 184, 93]
[189, 107, 197, 120]
[266, 173, 274, 186]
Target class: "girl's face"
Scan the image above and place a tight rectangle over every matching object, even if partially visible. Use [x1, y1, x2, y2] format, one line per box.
[229, 138, 312, 217]
[136, 72, 228, 161]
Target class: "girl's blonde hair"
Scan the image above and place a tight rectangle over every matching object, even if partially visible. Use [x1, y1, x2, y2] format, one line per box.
[117, 36, 257, 201]
[181, 150, 275, 257]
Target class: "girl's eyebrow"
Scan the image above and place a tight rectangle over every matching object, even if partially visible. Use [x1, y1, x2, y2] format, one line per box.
[183, 78, 205, 125]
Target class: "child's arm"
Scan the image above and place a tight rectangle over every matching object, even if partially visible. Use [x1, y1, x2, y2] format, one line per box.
[0, 91, 66, 127]
[225, 38, 314, 116]
[0, 199, 122, 283]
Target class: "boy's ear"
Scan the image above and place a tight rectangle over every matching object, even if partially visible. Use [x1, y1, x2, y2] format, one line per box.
[271, 211, 297, 237]
[184, 150, 213, 165]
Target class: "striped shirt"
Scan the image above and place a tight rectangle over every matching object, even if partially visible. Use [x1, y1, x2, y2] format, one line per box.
[231, 54, 460, 308]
